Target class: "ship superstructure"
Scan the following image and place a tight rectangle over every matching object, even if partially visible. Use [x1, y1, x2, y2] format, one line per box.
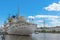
[2, 6, 37, 35]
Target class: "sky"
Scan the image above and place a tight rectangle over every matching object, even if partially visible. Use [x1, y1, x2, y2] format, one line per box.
[0, 0, 60, 27]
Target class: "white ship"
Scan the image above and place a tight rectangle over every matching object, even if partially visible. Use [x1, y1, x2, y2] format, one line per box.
[3, 7, 37, 35]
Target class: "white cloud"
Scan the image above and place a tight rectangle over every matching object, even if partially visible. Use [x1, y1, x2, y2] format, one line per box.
[35, 15, 47, 18]
[44, 1, 60, 11]
[48, 18, 60, 26]
[37, 20, 43, 23]
[59, 1, 60, 3]
[35, 15, 59, 19]
[28, 15, 60, 19]
[37, 24, 51, 27]
[37, 24, 43, 27]
[28, 16, 35, 19]
[49, 22, 60, 26]
[28, 15, 60, 27]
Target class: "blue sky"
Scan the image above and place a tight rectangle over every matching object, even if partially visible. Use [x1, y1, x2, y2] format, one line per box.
[0, 0, 60, 27]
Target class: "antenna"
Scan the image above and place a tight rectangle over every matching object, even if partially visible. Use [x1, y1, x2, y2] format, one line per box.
[17, 5, 20, 16]
[16, 5, 20, 18]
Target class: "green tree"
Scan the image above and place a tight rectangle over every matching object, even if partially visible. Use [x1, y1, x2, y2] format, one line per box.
[41, 29, 46, 32]
[52, 30, 56, 33]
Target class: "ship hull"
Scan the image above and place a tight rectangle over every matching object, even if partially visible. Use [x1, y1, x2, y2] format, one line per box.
[7, 25, 36, 35]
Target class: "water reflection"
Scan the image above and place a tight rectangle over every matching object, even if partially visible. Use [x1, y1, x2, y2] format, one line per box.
[0, 33, 60, 40]
[32, 33, 60, 40]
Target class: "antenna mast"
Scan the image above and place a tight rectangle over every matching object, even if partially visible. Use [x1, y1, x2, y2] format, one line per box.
[17, 5, 20, 17]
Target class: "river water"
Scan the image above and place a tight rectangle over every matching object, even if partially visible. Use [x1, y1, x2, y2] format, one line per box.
[32, 33, 60, 40]
[0, 33, 60, 40]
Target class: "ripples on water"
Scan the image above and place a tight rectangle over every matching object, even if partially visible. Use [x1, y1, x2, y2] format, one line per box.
[0, 33, 60, 40]
[32, 33, 60, 40]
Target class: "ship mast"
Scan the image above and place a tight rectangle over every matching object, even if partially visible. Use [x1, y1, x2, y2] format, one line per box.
[17, 5, 20, 18]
